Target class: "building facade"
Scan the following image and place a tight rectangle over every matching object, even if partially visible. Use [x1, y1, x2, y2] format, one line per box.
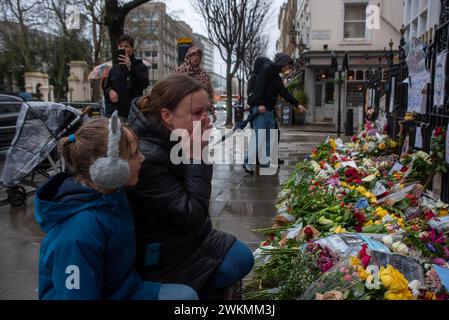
[278, 0, 403, 130]
[193, 33, 215, 73]
[126, 2, 193, 87]
[403, 0, 441, 44]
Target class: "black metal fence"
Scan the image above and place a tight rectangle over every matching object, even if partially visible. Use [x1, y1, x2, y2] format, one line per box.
[365, 0, 449, 201]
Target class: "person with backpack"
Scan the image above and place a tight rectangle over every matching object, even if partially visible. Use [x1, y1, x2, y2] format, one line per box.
[243, 53, 307, 174]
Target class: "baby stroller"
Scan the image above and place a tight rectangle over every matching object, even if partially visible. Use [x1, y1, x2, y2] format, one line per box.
[0, 102, 89, 206]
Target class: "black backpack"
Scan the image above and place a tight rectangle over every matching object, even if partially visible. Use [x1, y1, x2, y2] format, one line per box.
[247, 57, 271, 106]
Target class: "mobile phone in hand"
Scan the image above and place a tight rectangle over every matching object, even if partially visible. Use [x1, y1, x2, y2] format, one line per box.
[115, 49, 126, 64]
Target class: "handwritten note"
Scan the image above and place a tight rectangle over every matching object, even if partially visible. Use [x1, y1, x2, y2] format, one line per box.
[415, 127, 423, 149]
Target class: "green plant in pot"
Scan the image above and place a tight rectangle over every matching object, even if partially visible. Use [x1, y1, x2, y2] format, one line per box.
[293, 88, 308, 125]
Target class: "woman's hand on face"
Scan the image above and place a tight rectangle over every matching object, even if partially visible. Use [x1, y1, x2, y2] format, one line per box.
[180, 113, 211, 161]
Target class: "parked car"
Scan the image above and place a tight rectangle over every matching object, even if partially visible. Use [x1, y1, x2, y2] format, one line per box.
[0, 94, 23, 150]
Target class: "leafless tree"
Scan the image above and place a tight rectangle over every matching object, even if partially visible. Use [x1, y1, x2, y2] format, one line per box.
[194, 0, 271, 126]
[241, 34, 268, 81]
[104, 0, 152, 61]
[0, 0, 44, 72]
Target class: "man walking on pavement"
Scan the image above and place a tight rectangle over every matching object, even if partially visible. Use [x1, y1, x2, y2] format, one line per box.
[243, 53, 307, 174]
[104, 35, 149, 120]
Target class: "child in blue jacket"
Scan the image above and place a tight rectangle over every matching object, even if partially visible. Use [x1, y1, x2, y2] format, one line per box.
[35, 114, 198, 300]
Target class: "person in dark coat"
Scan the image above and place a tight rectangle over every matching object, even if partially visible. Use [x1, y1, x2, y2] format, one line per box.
[243, 53, 307, 174]
[35, 116, 198, 300]
[104, 35, 149, 119]
[126, 73, 254, 299]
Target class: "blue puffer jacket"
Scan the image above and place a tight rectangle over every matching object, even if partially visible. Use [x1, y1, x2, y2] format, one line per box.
[35, 173, 161, 300]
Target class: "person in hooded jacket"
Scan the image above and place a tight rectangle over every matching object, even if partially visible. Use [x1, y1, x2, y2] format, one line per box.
[174, 47, 216, 122]
[35, 116, 198, 300]
[243, 53, 307, 174]
[126, 73, 254, 299]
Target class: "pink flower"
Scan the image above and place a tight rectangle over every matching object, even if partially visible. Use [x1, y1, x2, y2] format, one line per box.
[432, 258, 447, 266]
[344, 275, 353, 282]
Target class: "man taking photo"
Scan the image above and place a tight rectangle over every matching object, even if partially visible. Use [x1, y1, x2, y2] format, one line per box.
[105, 35, 149, 119]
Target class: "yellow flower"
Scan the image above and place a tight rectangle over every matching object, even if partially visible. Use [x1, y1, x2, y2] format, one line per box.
[439, 210, 448, 217]
[379, 265, 409, 292]
[378, 143, 386, 150]
[335, 162, 342, 169]
[329, 138, 337, 151]
[358, 267, 369, 281]
[376, 208, 388, 218]
[390, 141, 397, 148]
[370, 197, 377, 204]
[340, 181, 347, 187]
[385, 290, 414, 300]
[364, 220, 374, 227]
[334, 226, 347, 234]
[350, 257, 361, 267]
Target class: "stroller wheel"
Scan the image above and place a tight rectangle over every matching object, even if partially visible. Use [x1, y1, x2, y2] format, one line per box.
[7, 186, 27, 207]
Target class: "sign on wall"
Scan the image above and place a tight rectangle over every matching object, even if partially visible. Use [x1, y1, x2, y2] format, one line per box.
[434, 50, 448, 108]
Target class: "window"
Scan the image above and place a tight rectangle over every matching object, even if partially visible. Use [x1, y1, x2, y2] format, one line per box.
[344, 3, 367, 39]
[325, 83, 335, 104]
[315, 84, 323, 107]
[347, 70, 355, 81]
[346, 82, 365, 107]
[152, 63, 158, 70]
[356, 70, 364, 80]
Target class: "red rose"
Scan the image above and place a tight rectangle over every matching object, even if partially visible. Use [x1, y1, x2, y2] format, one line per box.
[354, 212, 366, 225]
[340, 202, 346, 208]
[400, 166, 409, 173]
[435, 127, 444, 137]
[424, 210, 436, 221]
[355, 226, 363, 233]
[304, 227, 314, 240]
[352, 136, 357, 142]
[359, 244, 371, 268]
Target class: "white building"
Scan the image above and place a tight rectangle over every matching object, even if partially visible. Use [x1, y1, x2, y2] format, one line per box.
[193, 33, 215, 74]
[403, 0, 441, 44]
[284, 0, 403, 129]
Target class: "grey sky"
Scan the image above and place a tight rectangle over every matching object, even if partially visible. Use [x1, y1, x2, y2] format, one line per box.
[163, 0, 285, 76]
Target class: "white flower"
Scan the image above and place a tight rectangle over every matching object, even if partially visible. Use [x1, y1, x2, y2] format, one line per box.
[310, 161, 321, 173]
[392, 242, 409, 255]
[365, 265, 381, 290]
[408, 280, 421, 297]
[382, 235, 394, 247]
[362, 174, 376, 182]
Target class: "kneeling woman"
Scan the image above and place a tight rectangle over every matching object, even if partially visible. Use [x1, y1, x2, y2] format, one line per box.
[35, 113, 198, 300]
[126, 74, 254, 299]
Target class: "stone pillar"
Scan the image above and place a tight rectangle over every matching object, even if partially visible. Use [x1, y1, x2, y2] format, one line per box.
[67, 61, 92, 102]
[24, 72, 50, 102]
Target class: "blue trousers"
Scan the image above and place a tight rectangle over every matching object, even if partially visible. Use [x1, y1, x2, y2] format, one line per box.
[245, 106, 276, 165]
[158, 284, 199, 300]
[208, 240, 255, 289]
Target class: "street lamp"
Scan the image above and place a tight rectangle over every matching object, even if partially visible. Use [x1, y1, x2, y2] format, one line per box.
[331, 51, 349, 136]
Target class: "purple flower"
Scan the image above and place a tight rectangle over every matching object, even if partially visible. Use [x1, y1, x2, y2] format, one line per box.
[427, 243, 437, 253]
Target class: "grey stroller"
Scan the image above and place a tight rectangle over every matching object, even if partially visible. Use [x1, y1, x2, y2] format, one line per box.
[0, 102, 89, 206]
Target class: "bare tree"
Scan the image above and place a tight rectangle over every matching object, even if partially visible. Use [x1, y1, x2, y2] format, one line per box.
[104, 0, 152, 61]
[241, 34, 268, 81]
[194, 0, 271, 126]
[0, 0, 44, 72]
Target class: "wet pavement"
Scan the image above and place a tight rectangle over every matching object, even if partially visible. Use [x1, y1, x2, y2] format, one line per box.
[0, 111, 333, 299]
